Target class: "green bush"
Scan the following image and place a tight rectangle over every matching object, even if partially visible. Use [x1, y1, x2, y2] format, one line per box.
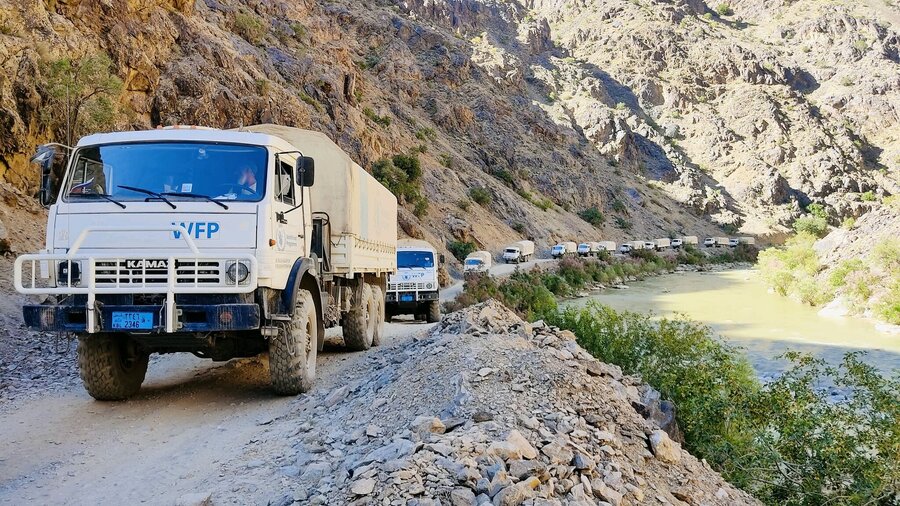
[860, 191, 877, 202]
[457, 199, 471, 211]
[579, 207, 605, 226]
[551, 305, 900, 505]
[793, 215, 829, 238]
[676, 244, 707, 265]
[614, 216, 631, 230]
[511, 222, 525, 233]
[872, 239, 899, 275]
[805, 202, 828, 219]
[363, 107, 392, 127]
[758, 233, 822, 300]
[828, 259, 865, 288]
[415, 127, 436, 141]
[493, 168, 515, 186]
[372, 154, 427, 216]
[715, 3, 733, 16]
[233, 12, 267, 44]
[611, 199, 627, 213]
[469, 187, 492, 205]
[447, 240, 476, 262]
[874, 279, 900, 324]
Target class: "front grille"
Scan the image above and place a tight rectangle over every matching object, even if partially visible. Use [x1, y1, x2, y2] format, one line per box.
[388, 281, 434, 292]
[94, 259, 222, 286]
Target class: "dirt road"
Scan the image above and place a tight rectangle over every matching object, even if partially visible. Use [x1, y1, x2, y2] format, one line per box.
[0, 321, 436, 505]
[441, 257, 556, 301]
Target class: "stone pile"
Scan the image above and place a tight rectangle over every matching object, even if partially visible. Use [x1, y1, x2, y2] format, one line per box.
[264, 301, 758, 505]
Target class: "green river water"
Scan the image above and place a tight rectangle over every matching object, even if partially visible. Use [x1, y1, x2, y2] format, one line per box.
[565, 269, 900, 379]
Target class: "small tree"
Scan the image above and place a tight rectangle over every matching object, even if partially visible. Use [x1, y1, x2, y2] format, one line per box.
[41, 52, 123, 146]
[579, 207, 605, 227]
[469, 187, 492, 206]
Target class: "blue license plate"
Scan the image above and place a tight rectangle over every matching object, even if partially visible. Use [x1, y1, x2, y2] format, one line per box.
[111, 312, 154, 330]
[400, 294, 414, 302]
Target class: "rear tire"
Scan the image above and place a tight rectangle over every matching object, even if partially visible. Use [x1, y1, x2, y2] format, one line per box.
[269, 289, 318, 395]
[77, 333, 149, 401]
[343, 283, 376, 351]
[426, 300, 441, 323]
[371, 286, 385, 346]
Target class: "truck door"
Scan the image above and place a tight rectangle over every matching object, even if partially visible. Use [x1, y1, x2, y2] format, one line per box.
[272, 157, 304, 258]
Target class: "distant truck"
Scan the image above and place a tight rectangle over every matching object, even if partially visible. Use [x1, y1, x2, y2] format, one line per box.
[681, 236, 699, 246]
[502, 240, 535, 264]
[671, 238, 683, 249]
[728, 238, 739, 247]
[15, 124, 397, 399]
[618, 243, 632, 254]
[464, 251, 492, 273]
[654, 238, 671, 250]
[551, 241, 578, 259]
[738, 237, 756, 245]
[386, 239, 442, 323]
[715, 237, 730, 248]
[577, 242, 601, 257]
[703, 237, 716, 247]
[598, 241, 616, 252]
[643, 241, 656, 250]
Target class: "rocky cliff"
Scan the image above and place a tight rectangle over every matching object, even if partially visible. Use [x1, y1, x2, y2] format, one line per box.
[0, 0, 897, 259]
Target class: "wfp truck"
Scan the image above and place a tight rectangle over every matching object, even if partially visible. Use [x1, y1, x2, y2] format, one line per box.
[15, 124, 397, 400]
[654, 238, 671, 251]
[385, 239, 442, 323]
[598, 241, 616, 252]
[577, 242, 601, 257]
[551, 241, 577, 259]
[464, 251, 492, 273]
[502, 240, 534, 263]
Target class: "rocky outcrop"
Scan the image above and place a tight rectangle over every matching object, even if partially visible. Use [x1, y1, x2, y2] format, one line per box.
[212, 301, 759, 504]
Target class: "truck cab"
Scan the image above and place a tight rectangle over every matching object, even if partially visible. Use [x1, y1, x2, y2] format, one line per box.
[15, 126, 397, 400]
[385, 240, 441, 323]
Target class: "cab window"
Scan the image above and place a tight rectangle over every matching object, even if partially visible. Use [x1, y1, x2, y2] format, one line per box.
[275, 160, 295, 205]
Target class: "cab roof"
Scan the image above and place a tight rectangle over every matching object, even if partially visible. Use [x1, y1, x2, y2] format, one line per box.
[76, 127, 296, 151]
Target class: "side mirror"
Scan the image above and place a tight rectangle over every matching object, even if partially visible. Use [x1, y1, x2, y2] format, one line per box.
[296, 156, 315, 187]
[31, 144, 67, 208]
[439, 254, 446, 264]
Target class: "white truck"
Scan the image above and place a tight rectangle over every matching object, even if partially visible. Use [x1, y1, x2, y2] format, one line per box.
[681, 236, 699, 247]
[715, 237, 730, 248]
[703, 237, 716, 247]
[642, 241, 656, 250]
[386, 239, 442, 323]
[551, 241, 578, 258]
[598, 241, 616, 252]
[577, 242, 601, 257]
[502, 240, 534, 263]
[15, 124, 397, 400]
[738, 237, 756, 246]
[654, 238, 671, 251]
[464, 250, 492, 273]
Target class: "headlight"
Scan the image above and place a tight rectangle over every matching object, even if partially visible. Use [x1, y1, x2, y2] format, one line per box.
[226, 261, 250, 284]
[58, 260, 82, 286]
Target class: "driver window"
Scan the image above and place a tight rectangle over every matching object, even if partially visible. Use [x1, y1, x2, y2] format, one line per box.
[276, 160, 295, 205]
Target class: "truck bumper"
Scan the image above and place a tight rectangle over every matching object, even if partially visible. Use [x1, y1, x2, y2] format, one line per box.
[386, 290, 439, 307]
[23, 303, 260, 333]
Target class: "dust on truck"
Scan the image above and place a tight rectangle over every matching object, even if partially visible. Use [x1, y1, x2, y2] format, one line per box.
[385, 239, 442, 323]
[14, 124, 398, 400]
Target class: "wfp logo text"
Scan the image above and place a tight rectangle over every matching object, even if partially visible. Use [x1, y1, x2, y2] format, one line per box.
[171, 222, 220, 239]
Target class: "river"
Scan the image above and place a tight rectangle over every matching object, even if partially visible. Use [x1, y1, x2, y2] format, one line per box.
[565, 269, 900, 379]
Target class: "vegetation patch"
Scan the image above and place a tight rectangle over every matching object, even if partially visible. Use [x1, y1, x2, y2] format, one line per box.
[233, 12, 267, 45]
[363, 107, 392, 127]
[469, 187, 492, 206]
[578, 207, 605, 227]
[447, 240, 476, 262]
[372, 154, 428, 217]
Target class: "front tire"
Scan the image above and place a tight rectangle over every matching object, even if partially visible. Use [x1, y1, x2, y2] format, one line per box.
[77, 334, 149, 401]
[269, 289, 318, 395]
[343, 283, 376, 351]
[426, 300, 441, 323]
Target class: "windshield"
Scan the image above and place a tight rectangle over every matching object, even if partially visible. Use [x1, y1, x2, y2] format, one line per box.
[398, 250, 434, 269]
[504, 249, 518, 254]
[64, 142, 268, 202]
[465, 259, 483, 266]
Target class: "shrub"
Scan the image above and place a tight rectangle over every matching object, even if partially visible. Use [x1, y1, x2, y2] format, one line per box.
[493, 168, 515, 186]
[715, 3, 733, 16]
[758, 233, 822, 301]
[828, 259, 865, 288]
[415, 127, 436, 141]
[860, 190, 877, 202]
[447, 240, 476, 262]
[457, 199, 470, 211]
[233, 12, 267, 44]
[614, 216, 631, 230]
[372, 154, 427, 215]
[299, 91, 324, 113]
[551, 305, 900, 504]
[676, 244, 707, 265]
[578, 207, 605, 227]
[805, 202, 828, 219]
[872, 238, 899, 275]
[469, 187, 492, 206]
[611, 199, 627, 213]
[874, 279, 900, 324]
[511, 222, 525, 233]
[842, 216, 856, 229]
[793, 215, 829, 238]
[439, 154, 455, 169]
[535, 197, 553, 211]
[363, 107, 392, 127]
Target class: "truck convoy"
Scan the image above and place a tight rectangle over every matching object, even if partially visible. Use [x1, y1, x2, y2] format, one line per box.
[464, 251, 492, 273]
[502, 240, 535, 263]
[653, 238, 671, 251]
[385, 239, 441, 323]
[14, 124, 397, 400]
[551, 241, 577, 258]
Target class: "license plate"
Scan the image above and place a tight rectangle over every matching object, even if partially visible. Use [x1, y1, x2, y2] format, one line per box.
[400, 294, 414, 302]
[111, 312, 154, 330]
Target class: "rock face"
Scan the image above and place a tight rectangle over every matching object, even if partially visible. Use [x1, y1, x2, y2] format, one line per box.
[208, 300, 759, 505]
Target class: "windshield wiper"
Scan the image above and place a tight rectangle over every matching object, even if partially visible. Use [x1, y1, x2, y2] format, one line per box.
[68, 192, 126, 209]
[117, 185, 176, 209]
[161, 192, 229, 210]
